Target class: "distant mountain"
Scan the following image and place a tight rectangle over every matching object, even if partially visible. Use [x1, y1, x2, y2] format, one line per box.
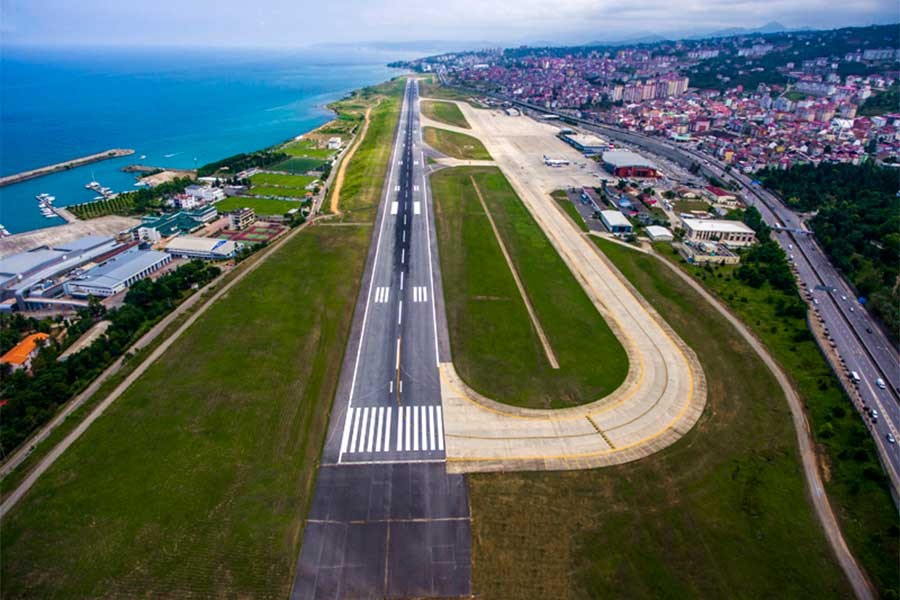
[582, 34, 672, 47]
[688, 21, 789, 39]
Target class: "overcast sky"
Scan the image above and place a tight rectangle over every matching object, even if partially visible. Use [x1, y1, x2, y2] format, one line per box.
[2, 0, 897, 48]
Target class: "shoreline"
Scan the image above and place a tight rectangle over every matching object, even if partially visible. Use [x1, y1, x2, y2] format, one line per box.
[0, 149, 135, 187]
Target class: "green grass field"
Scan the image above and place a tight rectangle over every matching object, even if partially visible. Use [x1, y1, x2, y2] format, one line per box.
[215, 197, 300, 215]
[282, 139, 335, 159]
[432, 167, 627, 408]
[250, 173, 316, 188]
[657, 246, 899, 596]
[420, 100, 470, 129]
[0, 224, 372, 599]
[273, 157, 327, 174]
[468, 237, 852, 599]
[419, 80, 472, 102]
[246, 185, 310, 199]
[423, 126, 491, 160]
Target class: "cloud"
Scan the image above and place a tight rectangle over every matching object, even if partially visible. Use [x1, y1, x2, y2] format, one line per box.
[1, 0, 896, 47]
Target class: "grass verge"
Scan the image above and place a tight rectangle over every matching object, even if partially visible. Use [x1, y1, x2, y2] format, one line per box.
[424, 126, 491, 160]
[432, 166, 627, 408]
[468, 237, 852, 599]
[421, 100, 470, 129]
[656, 244, 899, 597]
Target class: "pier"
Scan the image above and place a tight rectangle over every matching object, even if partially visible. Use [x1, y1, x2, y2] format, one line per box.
[0, 149, 135, 187]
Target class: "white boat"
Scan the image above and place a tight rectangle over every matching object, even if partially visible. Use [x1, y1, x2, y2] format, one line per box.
[140, 154, 147, 160]
[0, 224, 10, 237]
[85, 181, 101, 190]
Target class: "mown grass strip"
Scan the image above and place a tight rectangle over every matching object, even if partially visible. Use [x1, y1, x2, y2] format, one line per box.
[432, 166, 627, 408]
[424, 126, 491, 160]
[421, 100, 470, 129]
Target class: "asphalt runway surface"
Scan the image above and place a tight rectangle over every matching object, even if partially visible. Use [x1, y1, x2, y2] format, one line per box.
[291, 80, 471, 599]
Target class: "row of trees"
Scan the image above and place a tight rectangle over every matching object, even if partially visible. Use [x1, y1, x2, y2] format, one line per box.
[0, 260, 220, 456]
[758, 162, 899, 338]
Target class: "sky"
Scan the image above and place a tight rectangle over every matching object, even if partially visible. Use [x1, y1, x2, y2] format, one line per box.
[2, 0, 897, 49]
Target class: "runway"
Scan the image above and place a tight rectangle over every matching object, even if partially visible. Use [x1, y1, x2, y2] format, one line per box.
[291, 80, 471, 599]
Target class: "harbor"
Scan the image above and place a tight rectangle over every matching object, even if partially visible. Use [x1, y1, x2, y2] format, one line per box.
[0, 148, 135, 187]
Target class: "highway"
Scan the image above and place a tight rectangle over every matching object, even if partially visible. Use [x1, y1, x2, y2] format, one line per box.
[290, 79, 471, 599]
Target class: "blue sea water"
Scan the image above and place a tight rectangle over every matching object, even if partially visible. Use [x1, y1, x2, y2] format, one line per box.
[0, 45, 404, 234]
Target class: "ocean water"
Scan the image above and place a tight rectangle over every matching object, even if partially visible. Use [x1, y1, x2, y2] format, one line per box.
[0, 46, 404, 234]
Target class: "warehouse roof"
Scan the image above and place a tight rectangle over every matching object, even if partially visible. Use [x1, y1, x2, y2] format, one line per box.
[165, 236, 235, 255]
[0, 248, 64, 277]
[600, 210, 632, 227]
[70, 249, 169, 290]
[602, 149, 656, 169]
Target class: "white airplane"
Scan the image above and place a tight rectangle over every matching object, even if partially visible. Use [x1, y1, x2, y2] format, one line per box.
[543, 155, 570, 167]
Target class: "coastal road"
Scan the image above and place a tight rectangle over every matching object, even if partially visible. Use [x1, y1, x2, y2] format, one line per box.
[290, 79, 471, 599]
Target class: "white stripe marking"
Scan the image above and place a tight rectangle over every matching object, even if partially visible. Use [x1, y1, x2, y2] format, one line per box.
[413, 406, 420, 451]
[384, 407, 392, 451]
[401, 248, 405, 264]
[374, 407, 384, 452]
[429, 406, 436, 451]
[366, 407, 377, 453]
[436, 407, 444, 451]
[358, 407, 370, 453]
[396, 407, 404, 451]
[390, 201, 398, 215]
[398, 300, 403, 325]
[422, 406, 429, 450]
[413, 201, 421, 215]
[339, 408, 354, 458]
[400, 271, 404, 290]
[349, 408, 362, 453]
[405, 406, 411, 451]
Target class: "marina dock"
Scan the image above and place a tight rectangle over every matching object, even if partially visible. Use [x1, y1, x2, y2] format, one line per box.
[0, 149, 135, 187]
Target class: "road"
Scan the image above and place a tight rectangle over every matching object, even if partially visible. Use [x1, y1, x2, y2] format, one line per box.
[290, 79, 471, 599]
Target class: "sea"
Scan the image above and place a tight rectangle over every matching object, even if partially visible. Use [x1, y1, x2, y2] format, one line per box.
[0, 45, 406, 235]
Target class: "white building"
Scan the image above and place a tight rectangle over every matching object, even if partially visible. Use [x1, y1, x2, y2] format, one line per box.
[600, 210, 633, 234]
[645, 225, 673, 241]
[327, 137, 342, 150]
[681, 219, 756, 248]
[229, 207, 256, 230]
[164, 236, 237, 260]
[185, 184, 226, 204]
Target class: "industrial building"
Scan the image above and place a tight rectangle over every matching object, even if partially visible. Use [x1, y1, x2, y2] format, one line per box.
[559, 132, 610, 155]
[681, 219, 756, 248]
[600, 210, 633, 234]
[164, 236, 237, 260]
[0, 236, 120, 305]
[602, 150, 660, 178]
[64, 249, 171, 298]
